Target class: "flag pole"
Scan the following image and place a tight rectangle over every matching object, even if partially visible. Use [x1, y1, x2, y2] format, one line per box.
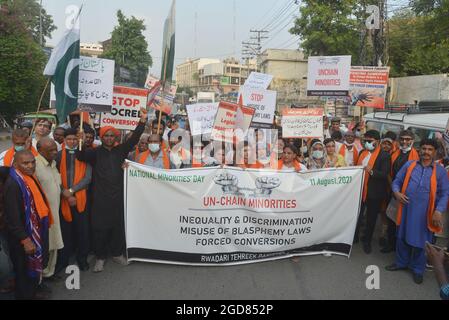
[30, 77, 51, 138]
[157, 48, 169, 135]
[79, 111, 84, 150]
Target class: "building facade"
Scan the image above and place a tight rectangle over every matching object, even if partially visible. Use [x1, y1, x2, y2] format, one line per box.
[80, 43, 104, 57]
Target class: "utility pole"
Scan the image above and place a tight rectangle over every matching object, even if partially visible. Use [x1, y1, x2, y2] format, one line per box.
[373, 0, 387, 66]
[241, 29, 268, 71]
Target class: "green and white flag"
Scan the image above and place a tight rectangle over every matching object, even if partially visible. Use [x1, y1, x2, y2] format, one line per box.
[160, 0, 176, 86]
[43, 7, 81, 123]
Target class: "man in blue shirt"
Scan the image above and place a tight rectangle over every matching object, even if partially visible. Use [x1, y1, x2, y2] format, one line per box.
[386, 139, 449, 284]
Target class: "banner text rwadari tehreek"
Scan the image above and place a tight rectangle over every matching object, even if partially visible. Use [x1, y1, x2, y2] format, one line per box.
[124, 162, 364, 266]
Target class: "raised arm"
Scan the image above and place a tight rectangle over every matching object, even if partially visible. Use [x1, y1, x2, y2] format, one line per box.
[121, 108, 148, 155]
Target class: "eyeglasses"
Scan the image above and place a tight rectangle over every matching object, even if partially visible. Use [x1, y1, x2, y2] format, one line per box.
[399, 137, 413, 141]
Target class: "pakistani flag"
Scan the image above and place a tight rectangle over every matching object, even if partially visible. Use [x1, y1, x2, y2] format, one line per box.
[44, 8, 81, 123]
[160, 0, 176, 86]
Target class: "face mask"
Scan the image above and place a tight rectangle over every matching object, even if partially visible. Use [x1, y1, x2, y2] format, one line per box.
[355, 131, 361, 138]
[365, 142, 376, 151]
[66, 146, 77, 152]
[149, 144, 160, 153]
[301, 146, 308, 155]
[400, 145, 412, 153]
[14, 145, 25, 152]
[312, 150, 324, 159]
[344, 141, 354, 147]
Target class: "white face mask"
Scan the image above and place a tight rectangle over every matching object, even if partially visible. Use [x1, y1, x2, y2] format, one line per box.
[149, 144, 160, 153]
[400, 145, 412, 153]
[301, 146, 308, 155]
[344, 141, 354, 147]
[365, 141, 376, 151]
[312, 150, 324, 159]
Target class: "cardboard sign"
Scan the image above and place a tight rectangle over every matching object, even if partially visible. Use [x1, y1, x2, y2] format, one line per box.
[238, 86, 277, 129]
[281, 109, 324, 139]
[307, 56, 351, 96]
[77, 56, 115, 112]
[211, 102, 255, 143]
[186, 103, 219, 136]
[100, 86, 148, 130]
[244, 72, 273, 90]
[349, 66, 390, 109]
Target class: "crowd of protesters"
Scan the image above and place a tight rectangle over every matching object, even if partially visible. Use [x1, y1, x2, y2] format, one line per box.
[0, 111, 448, 300]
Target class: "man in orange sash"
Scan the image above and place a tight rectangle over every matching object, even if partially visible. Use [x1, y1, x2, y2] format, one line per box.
[137, 134, 174, 169]
[76, 108, 148, 273]
[3, 150, 52, 299]
[355, 130, 391, 254]
[338, 131, 359, 166]
[0, 129, 38, 167]
[386, 139, 449, 284]
[56, 128, 92, 273]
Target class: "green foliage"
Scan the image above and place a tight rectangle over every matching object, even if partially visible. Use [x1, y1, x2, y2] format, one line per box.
[0, 0, 56, 45]
[0, 7, 47, 122]
[290, 0, 449, 76]
[102, 10, 152, 87]
[290, 0, 360, 57]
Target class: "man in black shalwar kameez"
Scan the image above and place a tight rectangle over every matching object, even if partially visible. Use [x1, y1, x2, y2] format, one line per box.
[76, 108, 148, 272]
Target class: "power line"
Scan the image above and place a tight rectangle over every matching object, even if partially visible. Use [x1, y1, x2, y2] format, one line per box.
[263, 1, 296, 31]
[256, 0, 292, 31]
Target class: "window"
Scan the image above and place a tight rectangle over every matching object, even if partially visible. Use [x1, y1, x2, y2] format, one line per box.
[231, 67, 240, 74]
[366, 121, 382, 132]
[381, 123, 403, 137]
[408, 127, 442, 148]
[231, 77, 239, 85]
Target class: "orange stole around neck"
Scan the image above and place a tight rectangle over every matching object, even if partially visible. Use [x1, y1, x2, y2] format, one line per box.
[60, 148, 87, 222]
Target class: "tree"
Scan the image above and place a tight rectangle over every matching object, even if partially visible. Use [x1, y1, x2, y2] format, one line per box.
[0, 6, 47, 123]
[289, 0, 360, 57]
[102, 10, 152, 87]
[0, 0, 56, 46]
[388, 2, 449, 76]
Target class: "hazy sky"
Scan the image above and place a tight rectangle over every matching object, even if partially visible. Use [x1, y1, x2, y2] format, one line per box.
[43, 0, 302, 78]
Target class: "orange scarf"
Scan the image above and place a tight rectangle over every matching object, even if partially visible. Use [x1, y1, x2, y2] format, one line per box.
[22, 174, 53, 225]
[277, 160, 303, 171]
[339, 144, 359, 164]
[357, 147, 381, 202]
[244, 162, 265, 169]
[3, 147, 38, 167]
[60, 149, 87, 222]
[396, 161, 440, 233]
[138, 149, 170, 169]
[390, 148, 419, 176]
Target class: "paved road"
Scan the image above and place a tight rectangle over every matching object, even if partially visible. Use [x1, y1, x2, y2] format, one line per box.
[45, 240, 443, 300]
[0, 138, 443, 300]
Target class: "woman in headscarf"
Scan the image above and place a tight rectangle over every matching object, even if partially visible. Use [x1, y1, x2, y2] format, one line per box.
[306, 140, 330, 170]
[324, 138, 346, 168]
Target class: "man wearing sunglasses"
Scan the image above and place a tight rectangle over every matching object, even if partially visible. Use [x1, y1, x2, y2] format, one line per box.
[356, 130, 391, 254]
[382, 130, 420, 253]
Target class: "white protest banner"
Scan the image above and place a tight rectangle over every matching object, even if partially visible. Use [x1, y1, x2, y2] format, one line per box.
[238, 86, 277, 129]
[77, 56, 115, 112]
[349, 66, 390, 109]
[307, 56, 351, 96]
[101, 86, 148, 130]
[281, 109, 324, 139]
[186, 103, 219, 136]
[125, 163, 363, 265]
[210, 101, 255, 143]
[244, 72, 273, 90]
